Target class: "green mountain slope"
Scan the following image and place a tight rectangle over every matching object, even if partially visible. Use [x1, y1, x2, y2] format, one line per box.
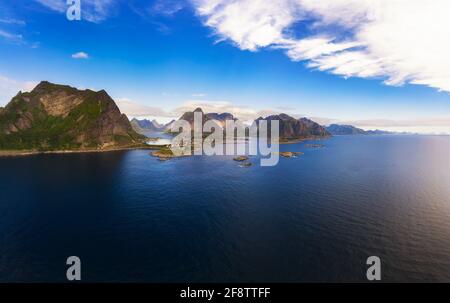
[0, 81, 145, 151]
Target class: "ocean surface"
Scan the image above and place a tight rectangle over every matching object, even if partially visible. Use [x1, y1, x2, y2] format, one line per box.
[1, 135, 450, 282]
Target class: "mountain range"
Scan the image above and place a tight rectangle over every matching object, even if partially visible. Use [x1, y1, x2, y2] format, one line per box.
[177, 107, 237, 129]
[167, 108, 330, 140]
[326, 124, 393, 135]
[131, 118, 175, 133]
[256, 113, 331, 139]
[0, 81, 144, 151]
[1, 81, 402, 153]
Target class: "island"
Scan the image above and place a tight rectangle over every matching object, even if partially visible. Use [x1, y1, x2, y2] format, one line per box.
[233, 156, 249, 162]
[0, 82, 333, 159]
[279, 152, 303, 158]
[0, 81, 148, 155]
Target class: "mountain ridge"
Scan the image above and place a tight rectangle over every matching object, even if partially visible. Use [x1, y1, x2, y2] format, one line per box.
[258, 114, 331, 139]
[0, 81, 145, 151]
[170, 108, 331, 140]
[326, 124, 394, 135]
[131, 118, 176, 133]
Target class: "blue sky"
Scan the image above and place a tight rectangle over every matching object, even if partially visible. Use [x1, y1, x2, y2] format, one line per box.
[1, 0, 450, 133]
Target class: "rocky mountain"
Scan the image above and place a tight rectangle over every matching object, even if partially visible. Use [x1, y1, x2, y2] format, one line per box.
[326, 124, 367, 135]
[131, 118, 177, 134]
[177, 107, 208, 129]
[205, 112, 237, 128]
[326, 124, 394, 135]
[0, 81, 145, 150]
[151, 119, 163, 129]
[171, 109, 330, 140]
[257, 114, 331, 139]
[365, 129, 393, 135]
[168, 108, 236, 132]
[163, 119, 176, 132]
[131, 118, 163, 133]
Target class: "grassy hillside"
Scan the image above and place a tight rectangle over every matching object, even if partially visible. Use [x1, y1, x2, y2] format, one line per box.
[0, 82, 145, 151]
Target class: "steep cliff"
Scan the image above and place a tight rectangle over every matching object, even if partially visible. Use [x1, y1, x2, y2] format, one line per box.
[0, 81, 145, 150]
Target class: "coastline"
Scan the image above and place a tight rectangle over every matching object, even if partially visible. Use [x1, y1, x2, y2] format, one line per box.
[0, 144, 158, 158]
[279, 136, 331, 144]
[0, 135, 331, 158]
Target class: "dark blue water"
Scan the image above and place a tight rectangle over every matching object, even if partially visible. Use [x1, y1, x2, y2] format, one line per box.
[1, 135, 450, 282]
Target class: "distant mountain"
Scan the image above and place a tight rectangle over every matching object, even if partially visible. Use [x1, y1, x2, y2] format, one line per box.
[171, 109, 330, 140]
[258, 114, 331, 139]
[131, 118, 162, 133]
[326, 124, 394, 135]
[0, 81, 144, 150]
[365, 129, 394, 135]
[205, 112, 237, 127]
[168, 108, 236, 132]
[151, 119, 164, 129]
[131, 118, 177, 134]
[177, 107, 207, 129]
[326, 124, 367, 135]
[163, 119, 176, 132]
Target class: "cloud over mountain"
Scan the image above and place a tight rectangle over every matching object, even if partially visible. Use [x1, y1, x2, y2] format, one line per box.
[116, 98, 173, 118]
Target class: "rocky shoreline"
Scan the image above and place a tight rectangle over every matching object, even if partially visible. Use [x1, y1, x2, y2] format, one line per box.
[0, 144, 152, 157]
[279, 151, 303, 158]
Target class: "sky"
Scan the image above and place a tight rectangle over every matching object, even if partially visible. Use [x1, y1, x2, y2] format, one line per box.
[0, 0, 450, 134]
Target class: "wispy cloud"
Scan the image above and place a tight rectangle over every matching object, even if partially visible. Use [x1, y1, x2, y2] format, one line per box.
[0, 18, 26, 26]
[341, 118, 450, 128]
[117, 97, 450, 134]
[35, 0, 117, 23]
[127, 0, 186, 34]
[0, 29, 23, 44]
[71, 51, 89, 59]
[118, 98, 287, 122]
[308, 116, 450, 134]
[174, 100, 285, 122]
[116, 98, 173, 118]
[193, 0, 450, 93]
[150, 0, 186, 17]
[35, 0, 66, 12]
[192, 93, 206, 98]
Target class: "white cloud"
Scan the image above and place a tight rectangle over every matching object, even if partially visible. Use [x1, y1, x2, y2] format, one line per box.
[308, 116, 450, 134]
[71, 52, 89, 59]
[342, 118, 450, 128]
[150, 0, 185, 16]
[0, 29, 23, 44]
[352, 118, 450, 135]
[174, 100, 286, 122]
[192, 93, 207, 97]
[0, 75, 37, 106]
[117, 97, 287, 123]
[35, 0, 116, 23]
[35, 0, 66, 12]
[0, 18, 26, 26]
[193, 0, 450, 92]
[116, 98, 173, 118]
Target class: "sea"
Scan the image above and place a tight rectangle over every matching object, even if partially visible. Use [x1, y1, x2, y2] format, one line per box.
[1, 135, 450, 282]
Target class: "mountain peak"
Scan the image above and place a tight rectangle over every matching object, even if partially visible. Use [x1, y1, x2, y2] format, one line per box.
[0, 82, 144, 150]
[31, 81, 55, 92]
[261, 113, 330, 139]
